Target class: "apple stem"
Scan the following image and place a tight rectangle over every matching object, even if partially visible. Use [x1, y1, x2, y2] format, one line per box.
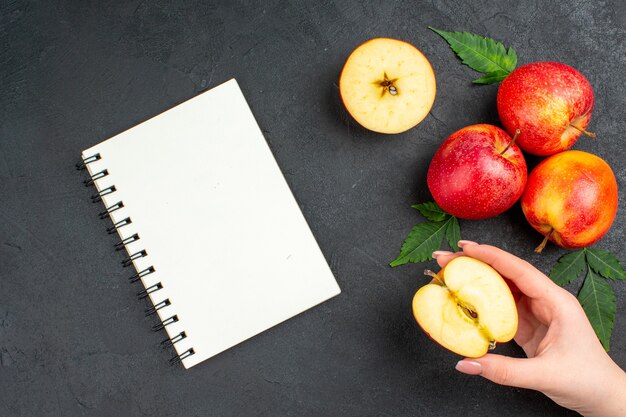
[424, 269, 445, 285]
[534, 228, 554, 254]
[569, 124, 597, 139]
[500, 129, 521, 155]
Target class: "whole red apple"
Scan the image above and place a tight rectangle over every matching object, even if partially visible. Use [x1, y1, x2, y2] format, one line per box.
[427, 124, 527, 220]
[521, 150, 618, 252]
[497, 62, 595, 156]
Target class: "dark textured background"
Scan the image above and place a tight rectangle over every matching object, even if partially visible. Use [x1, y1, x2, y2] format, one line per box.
[1, 1, 624, 416]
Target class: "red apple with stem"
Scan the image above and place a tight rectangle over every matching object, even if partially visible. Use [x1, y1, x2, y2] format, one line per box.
[521, 150, 618, 252]
[427, 124, 527, 220]
[497, 62, 595, 156]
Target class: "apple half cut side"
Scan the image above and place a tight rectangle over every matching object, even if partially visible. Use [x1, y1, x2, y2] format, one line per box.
[339, 38, 436, 134]
[412, 256, 518, 358]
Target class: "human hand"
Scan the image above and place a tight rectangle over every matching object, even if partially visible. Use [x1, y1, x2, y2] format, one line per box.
[432, 241, 626, 417]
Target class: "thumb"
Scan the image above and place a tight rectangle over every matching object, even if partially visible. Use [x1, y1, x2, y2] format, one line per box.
[456, 354, 544, 391]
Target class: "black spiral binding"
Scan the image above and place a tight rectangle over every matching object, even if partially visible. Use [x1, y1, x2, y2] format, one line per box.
[100, 202, 124, 219]
[78, 153, 195, 366]
[122, 250, 147, 267]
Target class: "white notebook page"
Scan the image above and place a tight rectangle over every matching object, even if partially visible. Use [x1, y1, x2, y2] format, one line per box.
[82, 79, 340, 368]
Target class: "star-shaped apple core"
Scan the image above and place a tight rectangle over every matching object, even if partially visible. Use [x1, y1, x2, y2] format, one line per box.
[375, 72, 399, 97]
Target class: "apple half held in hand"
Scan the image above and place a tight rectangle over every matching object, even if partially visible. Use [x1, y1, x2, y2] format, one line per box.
[412, 256, 518, 358]
[339, 38, 436, 134]
[497, 62, 595, 156]
[521, 150, 618, 252]
[427, 124, 527, 220]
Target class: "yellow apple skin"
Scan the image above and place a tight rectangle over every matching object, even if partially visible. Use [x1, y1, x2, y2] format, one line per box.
[412, 256, 518, 358]
[339, 38, 436, 134]
[521, 150, 618, 250]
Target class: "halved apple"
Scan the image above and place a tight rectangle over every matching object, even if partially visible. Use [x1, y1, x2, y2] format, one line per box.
[339, 38, 436, 134]
[412, 256, 518, 358]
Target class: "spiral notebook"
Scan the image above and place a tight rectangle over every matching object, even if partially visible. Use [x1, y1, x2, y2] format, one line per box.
[79, 79, 341, 369]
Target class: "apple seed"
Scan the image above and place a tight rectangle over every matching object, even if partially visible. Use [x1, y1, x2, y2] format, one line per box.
[460, 304, 479, 320]
[375, 72, 399, 97]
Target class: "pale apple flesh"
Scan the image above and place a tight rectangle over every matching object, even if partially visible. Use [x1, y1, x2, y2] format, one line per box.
[339, 38, 436, 134]
[412, 256, 518, 358]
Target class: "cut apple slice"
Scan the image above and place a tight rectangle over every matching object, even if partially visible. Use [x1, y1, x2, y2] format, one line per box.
[412, 256, 518, 358]
[339, 38, 436, 134]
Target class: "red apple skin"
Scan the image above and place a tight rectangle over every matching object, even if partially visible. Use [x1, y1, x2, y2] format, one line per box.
[427, 124, 527, 220]
[521, 150, 618, 249]
[497, 62, 594, 156]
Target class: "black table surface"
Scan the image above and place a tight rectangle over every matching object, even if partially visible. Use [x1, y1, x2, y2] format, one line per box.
[2, 1, 624, 416]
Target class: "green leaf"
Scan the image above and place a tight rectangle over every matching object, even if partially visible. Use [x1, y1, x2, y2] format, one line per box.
[578, 269, 616, 351]
[390, 220, 449, 267]
[585, 248, 626, 280]
[472, 70, 510, 85]
[429, 27, 517, 83]
[445, 216, 461, 252]
[549, 250, 586, 286]
[411, 201, 449, 222]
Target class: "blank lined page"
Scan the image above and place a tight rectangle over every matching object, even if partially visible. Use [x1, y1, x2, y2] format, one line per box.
[82, 79, 340, 368]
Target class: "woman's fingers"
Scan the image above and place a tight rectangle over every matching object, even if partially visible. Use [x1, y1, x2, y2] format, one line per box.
[456, 354, 548, 391]
[433, 242, 560, 301]
[432, 250, 464, 268]
[459, 243, 560, 300]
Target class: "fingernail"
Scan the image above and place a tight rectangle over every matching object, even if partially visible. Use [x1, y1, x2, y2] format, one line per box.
[458, 240, 478, 248]
[455, 360, 482, 375]
[432, 250, 453, 258]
